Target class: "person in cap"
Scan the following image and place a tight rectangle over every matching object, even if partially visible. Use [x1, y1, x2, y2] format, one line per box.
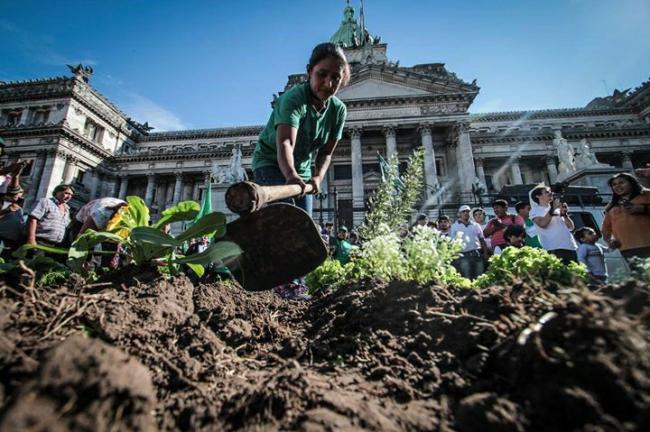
[450, 205, 489, 279]
[26, 184, 74, 252]
[333, 225, 352, 265]
[0, 184, 26, 260]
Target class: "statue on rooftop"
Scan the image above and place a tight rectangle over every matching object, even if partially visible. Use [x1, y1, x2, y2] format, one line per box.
[554, 130, 576, 175]
[574, 138, 612, 169]
[213, 144, 248, 184]
[67, 64, 93, 82]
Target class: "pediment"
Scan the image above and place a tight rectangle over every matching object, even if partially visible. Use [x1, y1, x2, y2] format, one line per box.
[338, 79, 430, 100]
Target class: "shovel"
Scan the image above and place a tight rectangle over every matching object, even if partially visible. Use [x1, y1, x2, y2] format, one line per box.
[223, 181, 327, 291]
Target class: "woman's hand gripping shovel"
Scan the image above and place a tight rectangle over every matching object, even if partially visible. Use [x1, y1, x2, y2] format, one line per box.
[223, 181, 328, 291]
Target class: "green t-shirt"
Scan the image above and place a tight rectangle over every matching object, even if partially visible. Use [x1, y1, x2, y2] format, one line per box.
[334, 238, 352, 265]
[252, 82, 347, 179]
[524, 218, 543, 248]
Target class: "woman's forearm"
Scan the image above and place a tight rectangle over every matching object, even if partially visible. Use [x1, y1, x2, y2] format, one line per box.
[277, 141, 299, 180]
[276, 125, 300, 180]
[313, 152, 332, 180]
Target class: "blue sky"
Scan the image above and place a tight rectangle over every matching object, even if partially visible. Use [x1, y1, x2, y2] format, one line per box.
[1, 0, 649, 131]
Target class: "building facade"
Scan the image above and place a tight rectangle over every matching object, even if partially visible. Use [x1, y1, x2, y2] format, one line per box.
[1, 5, 649, 228]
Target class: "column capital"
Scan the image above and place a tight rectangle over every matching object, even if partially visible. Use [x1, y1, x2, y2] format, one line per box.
[146, 171, 156, 179]
[417, 123, 432, 136]
[474, 157, 484, 167]
[174, 171, 184, 178]
[347, 127, 362, 139]
[545, 155, 557, 164]
[382, 125, 397, 137]
[455, 121, 470, 134]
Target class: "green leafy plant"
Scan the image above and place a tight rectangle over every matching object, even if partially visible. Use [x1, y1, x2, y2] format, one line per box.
[474, 246, 588, 288]
[0, 253, 68, 287]
[359, 148, 425, 241]
[38, 267, 70, 287]
[306, 226, 470, 292]
[70, 196, 241, 277]
[402, 225, 469, 286]
[305, 258, 349, 295]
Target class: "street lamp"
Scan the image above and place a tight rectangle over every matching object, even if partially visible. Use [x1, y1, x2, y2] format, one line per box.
[316, 191, 328, 226]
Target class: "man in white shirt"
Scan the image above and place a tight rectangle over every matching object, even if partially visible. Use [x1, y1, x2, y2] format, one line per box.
[529, 185, 577, 264]
[450, 205, 489, 279]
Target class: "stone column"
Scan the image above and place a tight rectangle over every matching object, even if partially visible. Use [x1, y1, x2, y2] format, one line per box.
[26, 151, 47, 206]
[173, 172, 184, 203]
[192, 178, 201, 201]
[145, 173, 156, 207]
[350, 128, 364, 227]
[89, 172, 100, 200]
[62, 156, 77, 184]
[36, 151, 66, 199]
[456, 123, 476, 193]
[383, 125, 397, 160]
[621, 151, 634, 171]
[165, 179, 175, 204]
[156, 180, 168, 209]
[510, 157, 523, 185]
[475, 157, 487, 187]
[118, 176, 129, 200]
[546, 157, 558, 184]
[420, 124, 437, 197]
[111, 176, 120, 198]
[18, 108, 29, 126]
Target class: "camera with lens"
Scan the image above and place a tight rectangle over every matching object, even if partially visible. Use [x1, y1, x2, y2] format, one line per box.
[550, 181, 568, 199]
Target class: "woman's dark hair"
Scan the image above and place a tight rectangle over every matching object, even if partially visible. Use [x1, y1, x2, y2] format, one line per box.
[504, 224, 526, 240]
[308, 42, 351, 87]
[530, 185, 548, 204]
[606, 172, 644, 211]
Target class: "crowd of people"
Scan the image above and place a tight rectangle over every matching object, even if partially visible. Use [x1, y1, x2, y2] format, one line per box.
[312, 171, 650, 286]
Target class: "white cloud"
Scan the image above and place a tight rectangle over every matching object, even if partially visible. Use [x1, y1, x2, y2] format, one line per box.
[120, 93, 187, 132]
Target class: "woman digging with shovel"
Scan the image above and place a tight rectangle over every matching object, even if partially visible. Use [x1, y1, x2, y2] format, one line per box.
[250, 42, 350, 300]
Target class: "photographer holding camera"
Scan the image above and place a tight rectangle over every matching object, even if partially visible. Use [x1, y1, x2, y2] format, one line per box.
[602, 172, 650, 265]
[529, 184, 578, 264]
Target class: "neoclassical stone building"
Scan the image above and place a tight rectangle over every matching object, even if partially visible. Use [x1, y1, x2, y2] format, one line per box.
[1, 5, 649, 228]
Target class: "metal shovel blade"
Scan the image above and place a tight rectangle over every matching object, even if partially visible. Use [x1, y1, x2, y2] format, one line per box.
[224, 203, 327, 291]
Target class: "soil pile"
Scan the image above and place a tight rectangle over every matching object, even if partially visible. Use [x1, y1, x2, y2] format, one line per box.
[0, 274, 648, 431]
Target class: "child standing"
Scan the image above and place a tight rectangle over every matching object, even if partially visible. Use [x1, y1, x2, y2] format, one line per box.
[575, 227, 609, 284]
[333, 226, 352, 265]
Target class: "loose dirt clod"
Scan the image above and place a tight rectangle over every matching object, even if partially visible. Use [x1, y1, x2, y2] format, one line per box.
[0, 275, 648, 431]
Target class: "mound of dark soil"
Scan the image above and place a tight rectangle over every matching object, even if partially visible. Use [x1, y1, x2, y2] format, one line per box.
[1, 335, 156, 431]
[0, 273, 648, 431]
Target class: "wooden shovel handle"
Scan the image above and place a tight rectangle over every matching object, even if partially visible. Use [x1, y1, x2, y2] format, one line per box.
[225, 181, 314, 215]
